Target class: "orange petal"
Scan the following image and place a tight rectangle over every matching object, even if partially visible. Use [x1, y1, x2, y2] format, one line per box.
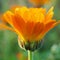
[45, 7, 54, 23]
[0, 23, 14, 32]
[29, 8, 45, 22]
[32, 22, 44, 39]
[2, 11, 14, 26]
[44, 20, 56, 33]
[25, 22, 35, 39]
[42, 20, 60, 35]
[12, 13, 26, 35]
[15, 7, 29, 22]
[29, 0, 50, 6]
[35, 20, 60, 41]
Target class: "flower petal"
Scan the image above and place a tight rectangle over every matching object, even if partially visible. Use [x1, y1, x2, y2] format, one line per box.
[12, 13, 26, 36]
[0, 23, 14, 32]
[25, 22, 35, 39]
[29, 8, 45, 22]
[2, 11, 14, 26]
[35, 20, 60, 41]
[45, 7, 54, 23]
[29, 0, 50, 6]
[32, 22, 44, 40]
[43, 20, 57, 34]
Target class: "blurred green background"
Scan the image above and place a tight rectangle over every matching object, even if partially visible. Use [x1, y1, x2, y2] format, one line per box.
[0, 0, 60, 60]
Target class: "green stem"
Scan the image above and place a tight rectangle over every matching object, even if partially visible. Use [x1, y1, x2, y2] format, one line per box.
[28, 50, 33, 60]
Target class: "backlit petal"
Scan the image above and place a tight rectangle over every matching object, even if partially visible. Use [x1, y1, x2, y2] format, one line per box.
[45, 7, 54, 23]
[0, 23, 14, 32]
[12, 13, 26, 36]
[3, 11, 14, 26]
[25, 22, 35, 39]
[32, 22, 44, 40]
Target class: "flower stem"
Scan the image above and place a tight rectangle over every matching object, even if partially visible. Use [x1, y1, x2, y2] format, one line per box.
[28, 50, 33, 60]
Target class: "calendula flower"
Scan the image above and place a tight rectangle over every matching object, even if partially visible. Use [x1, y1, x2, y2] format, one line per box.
[1, 7, 60, 51]
[29, 0, 51, 6]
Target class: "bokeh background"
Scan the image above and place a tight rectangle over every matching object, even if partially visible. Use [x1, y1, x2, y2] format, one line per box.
[0, 0, 60, 60]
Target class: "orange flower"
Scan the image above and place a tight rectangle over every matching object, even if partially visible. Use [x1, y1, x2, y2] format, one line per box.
[29, 0, 51, 6]
[2, 7, 60, 42]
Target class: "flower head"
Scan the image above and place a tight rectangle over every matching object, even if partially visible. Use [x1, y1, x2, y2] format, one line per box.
[2, 6, 60, 51]
[29, 0, 51, 6]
